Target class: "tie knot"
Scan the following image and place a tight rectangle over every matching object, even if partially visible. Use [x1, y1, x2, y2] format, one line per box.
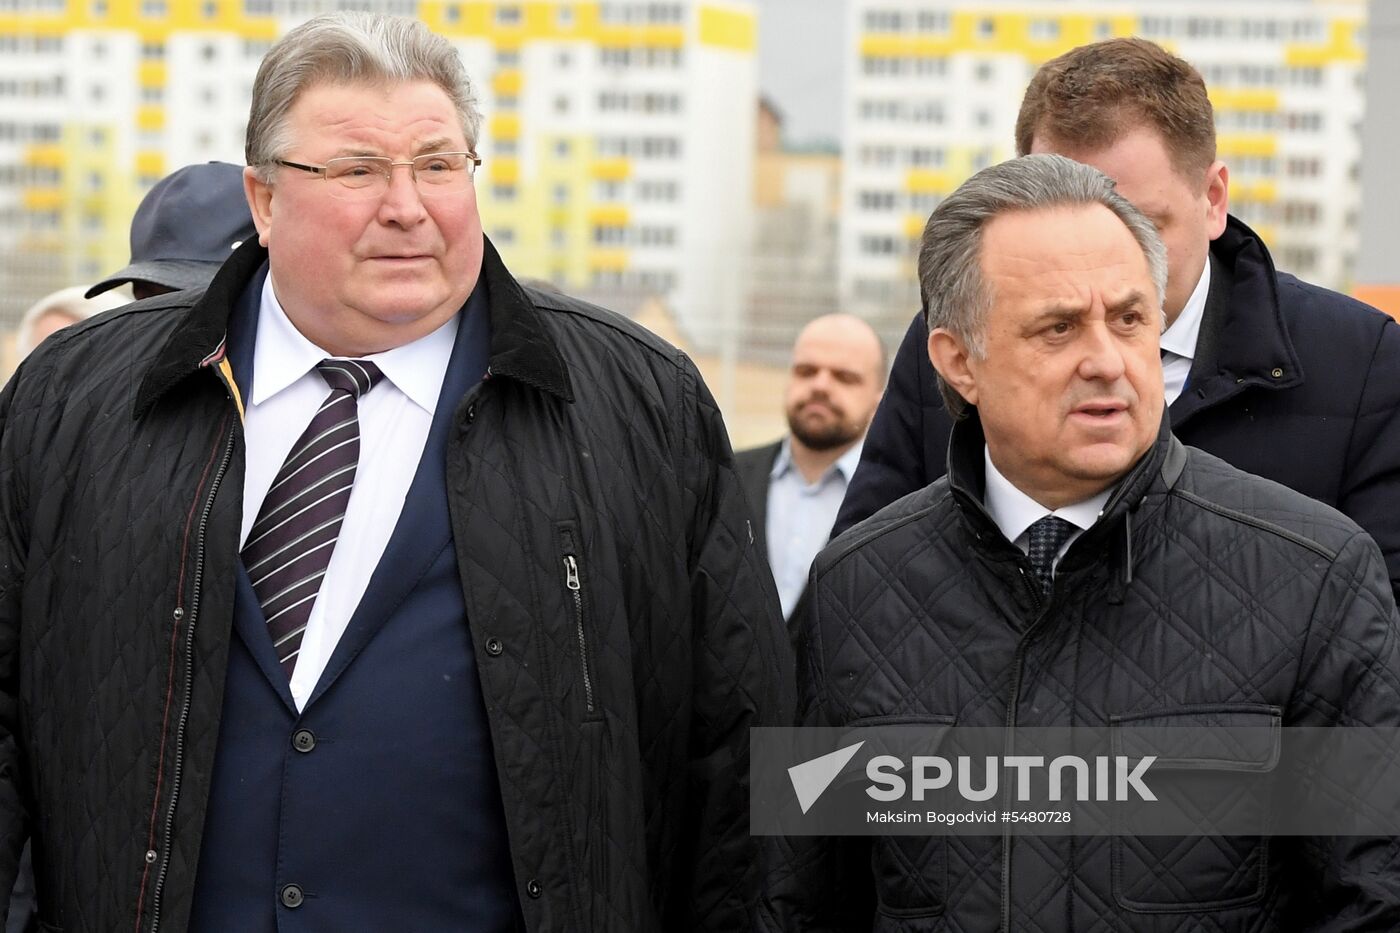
[1026, 515, 1078, 596]
[317, 359, 383, 399]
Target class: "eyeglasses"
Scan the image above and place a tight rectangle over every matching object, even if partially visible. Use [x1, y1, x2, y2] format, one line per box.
[276, 151, 482, 200]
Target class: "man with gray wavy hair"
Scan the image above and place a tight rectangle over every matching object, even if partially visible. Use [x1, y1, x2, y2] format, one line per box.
[0, 12, 791, 933]
[765, 154, 1400, 929]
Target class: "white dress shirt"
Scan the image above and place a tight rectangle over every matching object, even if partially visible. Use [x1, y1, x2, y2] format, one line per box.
[1159, 259, 1211, 406]
[241, 276, 459, 710]
[983, 448, 1114, 573]
[765, 438, 865, 619]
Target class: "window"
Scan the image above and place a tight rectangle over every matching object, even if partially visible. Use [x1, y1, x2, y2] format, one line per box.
[495, 5, 521, 25]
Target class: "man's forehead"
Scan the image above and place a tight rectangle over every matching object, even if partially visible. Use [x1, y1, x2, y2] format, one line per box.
[979, 206, 1152, 296]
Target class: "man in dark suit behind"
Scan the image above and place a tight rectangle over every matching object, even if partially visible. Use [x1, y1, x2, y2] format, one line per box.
[737, 313, 884, 620]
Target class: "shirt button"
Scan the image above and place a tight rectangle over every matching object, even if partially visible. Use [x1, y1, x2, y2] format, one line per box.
[485, 636, 504, 657]
[291, 729, 316, 753]
[526, 878, 542, 898]
[280, 883, 304, 908]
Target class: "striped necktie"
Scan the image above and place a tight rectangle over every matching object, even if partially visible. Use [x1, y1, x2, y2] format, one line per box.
[242, 358, 384, 678]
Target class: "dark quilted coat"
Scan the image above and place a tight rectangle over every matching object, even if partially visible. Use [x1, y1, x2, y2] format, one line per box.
[833, 217, 1400, 604]
[764, 414, 1400, 932]
[0, 237, 794, 932]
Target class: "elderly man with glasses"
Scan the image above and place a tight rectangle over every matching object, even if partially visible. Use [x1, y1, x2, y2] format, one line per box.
[0, 13, 791, 933]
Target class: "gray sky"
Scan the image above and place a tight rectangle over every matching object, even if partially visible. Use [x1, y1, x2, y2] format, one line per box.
[753, 0, 846, 150]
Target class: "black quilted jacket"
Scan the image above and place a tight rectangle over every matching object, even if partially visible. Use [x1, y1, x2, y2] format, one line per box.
[765, 415, 1400, 932]
[0, 238, 794, 932]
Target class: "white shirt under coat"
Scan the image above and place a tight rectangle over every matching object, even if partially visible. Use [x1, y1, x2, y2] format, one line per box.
[1159, 259, 1210, 406]
[240, 276, 458, 711]
[982, 449, 1113, 574]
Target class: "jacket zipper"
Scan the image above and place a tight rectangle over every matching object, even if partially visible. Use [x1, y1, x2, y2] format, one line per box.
[148, 422, 235, 933]
[1001, 565, 1049, 933]
[563, 554, 596, 714]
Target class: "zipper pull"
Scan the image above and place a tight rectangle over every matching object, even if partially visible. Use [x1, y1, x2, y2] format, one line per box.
[564, 555, 580, 591]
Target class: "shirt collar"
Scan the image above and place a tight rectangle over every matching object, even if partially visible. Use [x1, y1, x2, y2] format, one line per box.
[982, 445, 1114, 545]
[251, 273, 459, 414]
[771, 436, 866, 485]
[1159, 258, 1211, 361]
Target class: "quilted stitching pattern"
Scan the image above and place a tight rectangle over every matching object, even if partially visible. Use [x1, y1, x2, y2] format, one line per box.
[763, 436, 1400, 931]
[0, 263, 795, 932]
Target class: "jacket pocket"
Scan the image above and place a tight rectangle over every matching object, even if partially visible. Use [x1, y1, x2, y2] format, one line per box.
[557, 521, 601, 721]
[854, 714, 957, 920]
[1109, 704, 1281, 913]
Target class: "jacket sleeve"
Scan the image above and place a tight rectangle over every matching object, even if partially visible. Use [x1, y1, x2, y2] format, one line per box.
[671, 355, 796, 931]
[1290, 530, 1400, 929]
[0, 361, 39, 925]
[756, 573, 874, 932]
[1339, 315, 1400, 604]
[832, 312, 945, 539]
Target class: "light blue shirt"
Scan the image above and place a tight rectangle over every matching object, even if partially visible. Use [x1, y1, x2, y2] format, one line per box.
[766, 438, 865, 619]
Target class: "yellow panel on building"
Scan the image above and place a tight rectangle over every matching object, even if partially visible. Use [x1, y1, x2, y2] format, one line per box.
[1285, 19, 1364, 67]
[590, 157, 632, 181]
[905, 168, 954, 195]
[1216, 134, 1277, 158]
[597, 25, 684, 48]
[589, 204, 629, 226]
[490, 158, 520, 185]
[588, 248, 629, 271]
[1232, 180, 1279, 203]
[698, 5, 755, 52]
[492, 69, 522, 97]
[23, 145, 64, 169]
[490, 114, 521, 140]
[136, 151, 166, 177]
[138, 61, 166, 86]
[1210, 89, 1280, 112]
[22, 188, 63, 211]
[137, 105, 165, 131]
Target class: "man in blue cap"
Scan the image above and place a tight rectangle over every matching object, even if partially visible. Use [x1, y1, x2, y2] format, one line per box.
[86, 161, 257, 302]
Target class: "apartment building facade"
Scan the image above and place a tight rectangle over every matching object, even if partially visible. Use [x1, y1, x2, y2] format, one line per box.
[0, 0, 757, 351]
[841, 0, 1367, 323]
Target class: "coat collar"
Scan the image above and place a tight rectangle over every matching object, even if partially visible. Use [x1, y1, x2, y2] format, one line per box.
[135, 234, 572, 419]
[1170, 214, 1303, 425]
[946, 408, 1182, 555]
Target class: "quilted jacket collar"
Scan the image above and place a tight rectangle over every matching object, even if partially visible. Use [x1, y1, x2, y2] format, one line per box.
[946, 409, 1182, 563]
[1171, 215, 1303, 426]
[135, 234, 572, 419]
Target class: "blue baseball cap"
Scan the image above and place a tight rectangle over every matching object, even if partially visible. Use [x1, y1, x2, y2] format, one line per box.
[86, 161, 258, 298]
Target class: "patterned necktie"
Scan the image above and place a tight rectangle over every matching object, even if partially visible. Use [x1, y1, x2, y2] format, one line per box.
[1026, 515, 1077, 597]
[242, 358, 384, 678]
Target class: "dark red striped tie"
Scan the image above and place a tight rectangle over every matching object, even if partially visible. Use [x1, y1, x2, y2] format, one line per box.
[242, 359, 384, 678]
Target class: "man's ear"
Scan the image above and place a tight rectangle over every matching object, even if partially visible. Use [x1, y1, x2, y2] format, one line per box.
[1203, 159, 1229, 241]
[928, 327, 978, 408]
[244, 165, 274, 247]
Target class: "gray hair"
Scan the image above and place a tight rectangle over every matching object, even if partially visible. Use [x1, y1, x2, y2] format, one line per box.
[16, 285, 126, 358]
[918, 153, 1168, 418]
[245, 12, 482, 183]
